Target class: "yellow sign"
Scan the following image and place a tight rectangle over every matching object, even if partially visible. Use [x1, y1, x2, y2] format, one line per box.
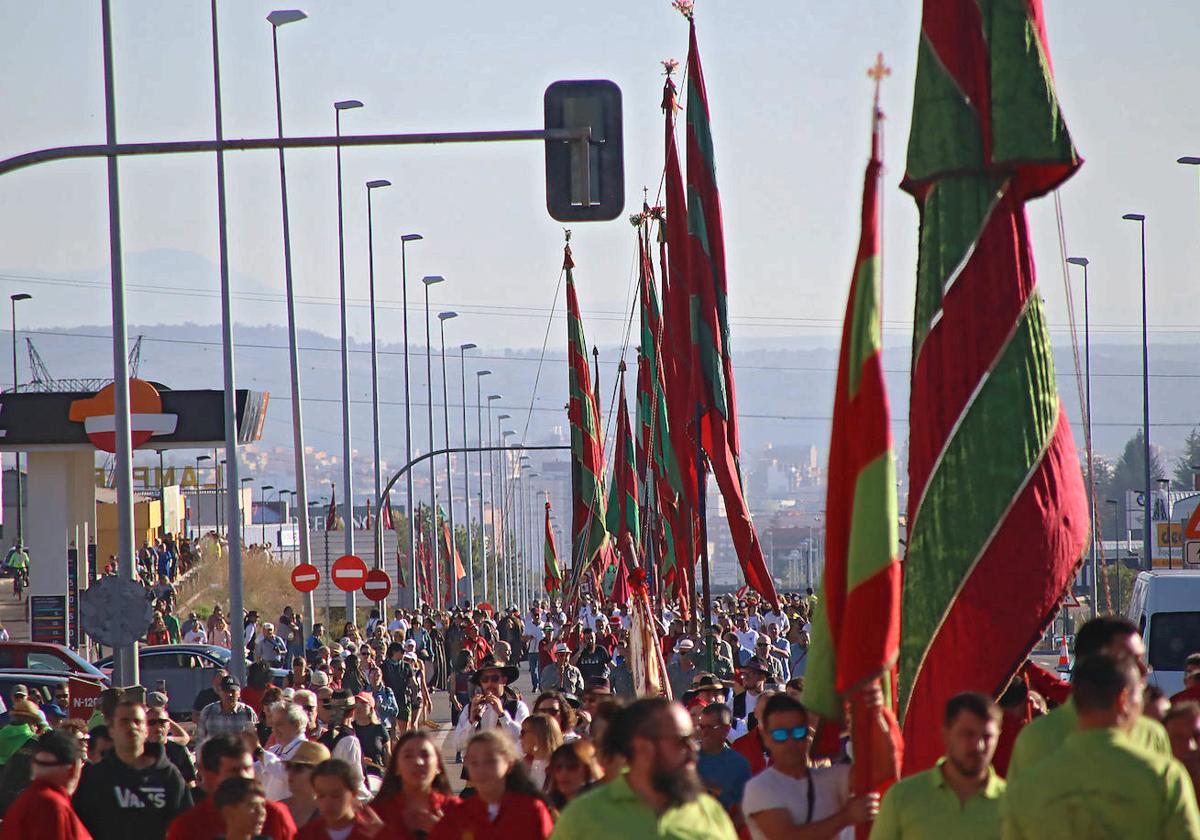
[94, 465, 224, 490]
[1157, 522, 1184, 548]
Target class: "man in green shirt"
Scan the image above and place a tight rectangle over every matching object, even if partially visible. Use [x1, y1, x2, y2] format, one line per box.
[871, 692, 1005, 840]
[1008, 615, 1170, 779]
[1003, 653, 1200, 839]
[552, 696, 737, 840]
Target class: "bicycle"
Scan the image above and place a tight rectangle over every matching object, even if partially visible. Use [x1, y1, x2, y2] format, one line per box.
[11, 566, 28, 598]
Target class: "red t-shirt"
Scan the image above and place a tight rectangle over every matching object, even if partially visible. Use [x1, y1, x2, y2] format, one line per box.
[428, 792, 554, 840]
[731, 729, 771, 776]
[166, 793, 297, 840]
[538, 638, 555, 671]
[295, 813, 376, 840]
[0, 779, 91, 840]
[370, 790, 462, 840]
[1172, 683, 1200, 705]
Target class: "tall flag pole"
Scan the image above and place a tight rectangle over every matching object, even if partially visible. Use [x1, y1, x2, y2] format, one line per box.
[606, 360, 640, 600]
[325, 483, 341, 532]
[806, 57, 903, 829]
[660, 61, 698, 620]
[678, 2, 778, 608]
[564, 235, 611, 595]
[544, 499, 562, 593]
[899, 0, 1088, 772]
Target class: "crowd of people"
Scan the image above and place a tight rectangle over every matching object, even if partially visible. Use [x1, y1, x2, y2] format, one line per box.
[0, 590, 1197, 838]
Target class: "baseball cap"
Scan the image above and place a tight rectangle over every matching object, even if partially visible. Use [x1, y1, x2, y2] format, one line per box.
[404, 639, 417, 650]
[674, 638, 695, 653]
[355, 692, 375, 709]
[10, 684, 27, 699]
[41, 703, 69, 721]
[402, 652, 418, 662]
[33, 730, 82, 767]
[219, 676, 240, 691]
[146, 691, 169, 709]
[554, 642, 570, 654]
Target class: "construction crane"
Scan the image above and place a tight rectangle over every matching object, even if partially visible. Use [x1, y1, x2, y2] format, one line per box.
[20, 335, 143, 393]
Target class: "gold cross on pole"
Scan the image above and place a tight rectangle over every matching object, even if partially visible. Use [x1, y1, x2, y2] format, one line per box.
[868, 52, 891, 110]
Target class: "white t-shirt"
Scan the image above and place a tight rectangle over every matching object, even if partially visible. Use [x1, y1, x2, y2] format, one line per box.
[735, 628, 760, 651]
[742, 764, 852, 840]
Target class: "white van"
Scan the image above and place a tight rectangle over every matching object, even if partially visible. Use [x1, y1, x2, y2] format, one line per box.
[1126, 570, 1200, 697]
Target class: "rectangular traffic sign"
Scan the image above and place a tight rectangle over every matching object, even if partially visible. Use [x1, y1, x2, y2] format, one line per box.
[1185, 541, 1200, 567]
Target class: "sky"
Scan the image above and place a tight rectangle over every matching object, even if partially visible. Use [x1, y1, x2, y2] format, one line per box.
[2, 1, 1200, 456]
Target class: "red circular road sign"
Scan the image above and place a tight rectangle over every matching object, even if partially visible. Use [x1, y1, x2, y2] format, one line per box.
[291, 563, 321, 593]
[362, 568, 392, 602]
[331, 554, 368, 592]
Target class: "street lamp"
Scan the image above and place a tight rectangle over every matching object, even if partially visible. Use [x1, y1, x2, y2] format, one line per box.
[1066, 256, 1096, 607]
[366, 179, 391, 604]
[1122, 212, 1152, 572]
[400, 233, 423, 607]
[267, 8, 314, 644]
[487, 394, 502, 602]
[422, 276, 445, 599]
[334, 98, 363, 591]
[476, 371, 492, 602]
[437, 311, 459, 605]
[260, 484, 275, 546]
[459, 343, 478, 605]
[497, 415, 512, 602]
[502, 429, 517, 604]
[1105, 498, 1122, 611]
[9, 293, 31, 546]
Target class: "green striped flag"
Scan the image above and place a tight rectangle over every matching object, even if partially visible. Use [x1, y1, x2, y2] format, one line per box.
[544, 500, 562, 593]
[899, 0, 1089, 772]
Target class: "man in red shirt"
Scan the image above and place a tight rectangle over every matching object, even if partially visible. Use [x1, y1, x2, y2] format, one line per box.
[167, 735, 296, 840]
[731, 692, 774, 775]
[1171, 654, 1200, 704]
[0, 730, 91, 840]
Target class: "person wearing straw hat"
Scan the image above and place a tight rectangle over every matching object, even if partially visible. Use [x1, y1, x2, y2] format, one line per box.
[448, 657, 528, 755]
[668, 639, 701, 701]
[541, 643, 585, 697]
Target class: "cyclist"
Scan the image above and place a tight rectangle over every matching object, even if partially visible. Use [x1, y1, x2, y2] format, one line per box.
[4, 542, 29, 596]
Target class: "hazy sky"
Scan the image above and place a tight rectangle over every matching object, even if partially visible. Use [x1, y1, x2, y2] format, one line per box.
[2, 2, 1199, 415]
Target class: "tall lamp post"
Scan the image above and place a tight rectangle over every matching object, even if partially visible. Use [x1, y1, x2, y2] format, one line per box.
[437, 311, 459, 605]
[1122, 212, 1152, 572]
[9, 293, 31, 546]
[497, 419, 512, 602]
[519, 456, 532, 610]
[501, 429, 517, 604]
[260, 484, 274, 545]
[1105, 498, 1122, 610]
[1066, 256, 1096, 608]
[196, 455, 211, 537]
[422, 276, 445, 600]
[267, 9, 314, 650]
[240, 477, 253, 545]
[333, 98, 363, 598]
[475, 371, 492, 602]
[526, 469, 539, 611]
[459, 343, 477, 604]
[486, 394, 502, 602]
[366, 179, 391, 601]
[399, 234, 423, 607]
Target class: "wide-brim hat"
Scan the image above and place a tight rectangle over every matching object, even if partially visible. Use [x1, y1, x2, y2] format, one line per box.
[739, 657, 771, 676]
[470, 657, 520, 685]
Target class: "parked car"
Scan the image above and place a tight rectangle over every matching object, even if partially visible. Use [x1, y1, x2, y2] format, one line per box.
[0, 670, 108, 720]
[1127, 569, 1200, 697]
[0, 642, 110, 682]
[94, 645, 286, 719]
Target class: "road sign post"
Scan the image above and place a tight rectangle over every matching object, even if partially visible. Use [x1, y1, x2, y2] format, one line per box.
[331, 554, 367, 593]
[291, 564, 320, 593]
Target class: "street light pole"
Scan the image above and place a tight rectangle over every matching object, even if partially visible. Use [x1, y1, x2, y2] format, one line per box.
[9, 293, 30, 547]
[399, 234, 423, 607]
[260, 484, 274, 545]
[334, 98, 362, 603]
[459, 343, 477, 605]
[498, 420, 513, 603]
[240, 477, 253, 545]
[422, 276, 444, 601]
[366, 179, 391, 600]
[486, 395, 501, 603]
[267, 9, 314, 649]
[1122, 213, 1152, 572]
[437, 311, 459, 606]
[475, 371, 492, 603]
[1067, 256, 1096, 609]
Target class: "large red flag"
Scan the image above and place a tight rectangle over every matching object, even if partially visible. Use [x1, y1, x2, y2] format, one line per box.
[898, 0, 1088, 772]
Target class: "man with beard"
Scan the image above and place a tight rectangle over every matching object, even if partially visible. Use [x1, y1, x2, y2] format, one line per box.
[741, 694, 877, 840]
[870, 693, 1005, 839]
[550, 697, 736, 839]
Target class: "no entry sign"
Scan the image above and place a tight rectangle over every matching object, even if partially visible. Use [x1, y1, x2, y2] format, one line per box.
[291, 564, 320, 593]
[362, 569, 392, 602]
[331, 554, 368, 592]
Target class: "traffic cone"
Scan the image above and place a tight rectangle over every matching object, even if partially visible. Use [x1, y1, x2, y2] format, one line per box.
[1058, 638, 1070, 670]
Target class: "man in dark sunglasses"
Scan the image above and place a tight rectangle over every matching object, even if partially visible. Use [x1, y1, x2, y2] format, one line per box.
[696, 703, 753, 830]
[742, 693, 878, 839]
[448, 657, 528, 756]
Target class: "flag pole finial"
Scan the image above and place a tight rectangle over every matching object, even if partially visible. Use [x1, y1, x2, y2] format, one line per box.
[671, 0, 694, 21]
[868, 52, 891, 114]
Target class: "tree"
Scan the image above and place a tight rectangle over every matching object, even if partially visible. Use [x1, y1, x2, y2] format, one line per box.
[1173, 427, 1200, 490]
[1105, 429, 1166, 543]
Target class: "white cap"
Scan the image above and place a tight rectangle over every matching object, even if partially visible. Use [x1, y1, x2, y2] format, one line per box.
[554, 642, 571, 654]
[674, 638, 695, 653]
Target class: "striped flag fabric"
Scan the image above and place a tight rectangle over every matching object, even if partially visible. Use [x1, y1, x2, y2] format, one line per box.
[565, 241, 611, 583]
[325, 484, 341, 531]
[898, 0, 1089, 772]
[606, 361, 641, 558]
[682, 11, 778, 607]
[381, 491, 394, 531]
[805, 102, 903, 815]
[544, 500, 562, 593]
[438, 504, 466, 606]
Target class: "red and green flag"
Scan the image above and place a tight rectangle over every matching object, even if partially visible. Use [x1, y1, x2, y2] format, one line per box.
[325, 484, 342, 531]
[544, 500, 562, 593]
[682, 11, 778, 607]
[899, 0, 1089, 772]
[564, 241, 610, 584]
[438, 504, 465, 607]
[606, 361, 640, 600]
[805, 100, 903, 819]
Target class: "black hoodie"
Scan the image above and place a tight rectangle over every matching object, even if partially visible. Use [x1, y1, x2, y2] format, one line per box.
[73, 746, 192, 840]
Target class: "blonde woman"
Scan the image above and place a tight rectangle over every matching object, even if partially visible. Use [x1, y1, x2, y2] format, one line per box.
[210, 614, 232, 648]
[519, 712, 563, 789]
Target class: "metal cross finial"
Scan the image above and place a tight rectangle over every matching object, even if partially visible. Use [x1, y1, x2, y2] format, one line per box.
[868, 52, 891, 109]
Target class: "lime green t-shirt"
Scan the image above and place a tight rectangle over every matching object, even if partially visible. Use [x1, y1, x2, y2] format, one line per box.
[1002, 728, 1200, 839]
[1007, 698, 1171, 781]
[551, 771, 737, 840]
[870, 758, 1006, 840]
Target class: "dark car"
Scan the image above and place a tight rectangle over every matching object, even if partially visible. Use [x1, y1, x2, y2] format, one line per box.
[94, 645, 286, 719]
[0, 670, 108, 720]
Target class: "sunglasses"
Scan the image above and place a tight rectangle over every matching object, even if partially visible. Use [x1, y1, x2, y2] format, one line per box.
[769, 725, 810, 743]
[147, 718, 170, 726]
